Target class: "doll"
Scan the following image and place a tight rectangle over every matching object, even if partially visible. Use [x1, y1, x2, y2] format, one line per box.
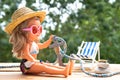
[4, 7, 74, 77]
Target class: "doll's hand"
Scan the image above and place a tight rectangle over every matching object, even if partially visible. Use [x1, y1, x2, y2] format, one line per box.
[49, 35, 55, 41]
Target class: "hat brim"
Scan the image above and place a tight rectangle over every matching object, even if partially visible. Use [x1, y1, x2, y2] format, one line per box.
[5, 11, 46, 35]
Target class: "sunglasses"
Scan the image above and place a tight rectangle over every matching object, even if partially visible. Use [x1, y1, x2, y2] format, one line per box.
[22, 25, 42, 34]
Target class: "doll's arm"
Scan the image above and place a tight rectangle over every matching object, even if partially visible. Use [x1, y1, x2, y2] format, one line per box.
[38, 35, 54, 49]
[22, 44, 36, 61]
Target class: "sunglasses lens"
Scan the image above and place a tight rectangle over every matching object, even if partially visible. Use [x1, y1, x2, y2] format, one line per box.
[39, 26, 42, 33]
[32, 26, 38, 34]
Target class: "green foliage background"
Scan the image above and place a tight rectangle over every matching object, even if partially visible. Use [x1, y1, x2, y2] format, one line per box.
[0, 0, 120, 63]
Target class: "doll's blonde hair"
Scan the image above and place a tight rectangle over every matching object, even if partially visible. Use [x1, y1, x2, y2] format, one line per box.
[9, 20, 29, 59]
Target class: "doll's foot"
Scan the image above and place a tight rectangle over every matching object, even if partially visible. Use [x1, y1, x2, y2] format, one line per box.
[63, 62, 70, 77]
[69, 60, 75, 75]
[69, 54, 75, 75]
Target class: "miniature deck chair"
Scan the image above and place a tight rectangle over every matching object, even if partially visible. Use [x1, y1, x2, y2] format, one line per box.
[76, 41, 100, 63]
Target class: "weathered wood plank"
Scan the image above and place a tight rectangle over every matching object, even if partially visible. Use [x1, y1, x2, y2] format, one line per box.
[0, 63, 120, 80]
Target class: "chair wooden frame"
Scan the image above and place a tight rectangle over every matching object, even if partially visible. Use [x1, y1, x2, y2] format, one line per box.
[76, 41, 100, 63]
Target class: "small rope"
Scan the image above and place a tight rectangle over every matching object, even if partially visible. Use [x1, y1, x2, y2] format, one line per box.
[80, 62, 120, 77]
[0, 64, 20, 72]
[0, 65, 19, 68]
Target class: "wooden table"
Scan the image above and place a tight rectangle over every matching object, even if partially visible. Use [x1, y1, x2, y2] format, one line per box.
[0, 63, 120, 80]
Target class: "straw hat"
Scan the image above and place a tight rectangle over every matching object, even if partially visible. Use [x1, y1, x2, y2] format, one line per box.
[5, 7, 46, 35]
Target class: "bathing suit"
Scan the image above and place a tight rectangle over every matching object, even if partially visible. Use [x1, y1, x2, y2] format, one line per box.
[30, 42, 39, 54]
[20, 42, 39, 74]
[20, 59, 30, 74]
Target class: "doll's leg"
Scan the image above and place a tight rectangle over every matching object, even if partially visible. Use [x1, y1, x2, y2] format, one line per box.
[43, 63, 64, 69]
[42, 60, 74, 75]
[28, 62, 70, 77]
[44, 60, 75, 75]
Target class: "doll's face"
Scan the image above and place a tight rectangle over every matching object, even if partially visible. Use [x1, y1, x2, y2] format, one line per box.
[26, 17, 42, 41]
